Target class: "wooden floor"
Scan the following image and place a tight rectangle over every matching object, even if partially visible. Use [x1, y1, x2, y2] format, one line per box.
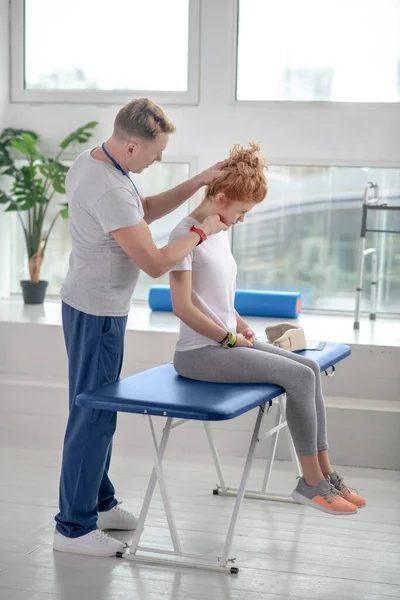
[0, 445, 399, 600]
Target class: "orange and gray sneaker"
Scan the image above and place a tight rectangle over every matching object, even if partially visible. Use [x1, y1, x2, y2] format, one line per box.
[328, 471, 366, 508]
[291, 477, 358, 515]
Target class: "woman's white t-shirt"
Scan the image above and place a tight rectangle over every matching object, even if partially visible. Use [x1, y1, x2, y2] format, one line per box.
[169, 216, 237, 352]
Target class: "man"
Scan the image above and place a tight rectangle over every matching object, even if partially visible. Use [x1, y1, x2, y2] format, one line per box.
[53, 98, 227, 556]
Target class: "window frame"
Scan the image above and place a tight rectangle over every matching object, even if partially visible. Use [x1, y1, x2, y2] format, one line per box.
[10, 0, 201, 105]
[233, 0, 400, 107]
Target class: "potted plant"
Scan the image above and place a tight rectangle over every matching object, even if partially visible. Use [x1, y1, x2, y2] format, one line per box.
[0, 122, 98, 304]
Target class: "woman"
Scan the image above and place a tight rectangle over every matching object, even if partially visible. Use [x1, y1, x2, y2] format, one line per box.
[168, 142, 366, 515]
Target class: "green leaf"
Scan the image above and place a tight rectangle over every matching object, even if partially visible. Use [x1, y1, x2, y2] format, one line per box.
[52, 180, 66, 194]
[38, 164, 52, 178]
[0, 146, 13, 168]
[0, 190, 12, 204]
[11, 133, 40, 160]
[59, 121, 98, 150]
[4, 203, 19, 212]
[49, 160, 69, 173]
[38, 159, 68, 197]
[60, 206, 69, 219]
[17, 202, 33, 210]
[0, 128, 38, 145]
[8, 163, 47, 211]
[0, 129, 39, 175]
[2, 166, 18, 177]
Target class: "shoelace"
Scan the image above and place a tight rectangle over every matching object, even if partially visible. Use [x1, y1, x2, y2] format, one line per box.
[334, 475, 359, 495]
[323, 482, 344, 504]
[116, 501, 136, 519]
[91, 529, 112, 544]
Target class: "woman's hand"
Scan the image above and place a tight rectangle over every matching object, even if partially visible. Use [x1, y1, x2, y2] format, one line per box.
[239, 327, 256, 344]
[235, 333, 254, 347]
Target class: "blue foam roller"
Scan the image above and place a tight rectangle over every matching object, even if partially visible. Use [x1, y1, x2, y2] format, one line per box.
[148, 286, 173, 311]
[234, 289, 301, 318]
[149, 286, 301, 318]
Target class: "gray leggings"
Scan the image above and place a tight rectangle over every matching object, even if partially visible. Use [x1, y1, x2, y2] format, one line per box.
[174, 339, 328, 456]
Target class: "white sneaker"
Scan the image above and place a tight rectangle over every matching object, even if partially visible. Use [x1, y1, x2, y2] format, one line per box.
[97, 502, 137, 531]
[53, 529, 126, 557]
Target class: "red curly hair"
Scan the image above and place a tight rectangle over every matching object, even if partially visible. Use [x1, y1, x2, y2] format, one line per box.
[205, 142, 268, 204]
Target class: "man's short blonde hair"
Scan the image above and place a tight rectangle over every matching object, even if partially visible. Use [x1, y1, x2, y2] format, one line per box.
[114, 98, 176, 141]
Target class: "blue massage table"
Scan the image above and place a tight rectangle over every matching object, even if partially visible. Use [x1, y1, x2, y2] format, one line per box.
[77, 342, 351, 574]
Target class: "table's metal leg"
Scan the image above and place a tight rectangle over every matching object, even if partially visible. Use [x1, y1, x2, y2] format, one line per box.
[204, 421, 227, 490]
[130, 417, 173, 552]
[123, 416, 242, 574]
[212, 395, 298, 503]
[261, 401, 283, 494]
[148, 417, 182, 554]
[220, 404, 266, 567]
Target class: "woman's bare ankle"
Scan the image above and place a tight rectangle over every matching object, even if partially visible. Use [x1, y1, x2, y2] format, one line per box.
[298, 454, 325, 488]
[317, 449, 334, 477]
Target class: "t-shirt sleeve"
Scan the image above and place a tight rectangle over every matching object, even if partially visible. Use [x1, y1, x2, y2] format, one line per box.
[92, 188, 144, 233]
[169, 225, 194, 272]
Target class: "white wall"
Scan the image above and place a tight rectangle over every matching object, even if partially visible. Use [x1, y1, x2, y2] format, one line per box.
[0, 0, 7, 124]
[4, 0, 400, 170]
[0, 0, 11, 298]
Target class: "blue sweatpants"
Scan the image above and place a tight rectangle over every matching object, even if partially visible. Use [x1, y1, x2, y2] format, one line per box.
[55, 302, 128, 538]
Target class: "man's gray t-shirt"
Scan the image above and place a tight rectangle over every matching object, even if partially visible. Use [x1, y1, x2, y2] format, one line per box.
[61, 149, 144, 316]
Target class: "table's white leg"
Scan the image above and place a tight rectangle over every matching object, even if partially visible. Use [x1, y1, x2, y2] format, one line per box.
[220, 404, 266, 567]
[148, 416, 182, 554]
[130, 416, 173, 552]
[261, 397, 284, 493]
[204, 421, 227, 490]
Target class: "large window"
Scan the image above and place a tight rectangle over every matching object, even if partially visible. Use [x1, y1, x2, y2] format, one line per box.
[6, 162, 400, 314]
[233, 166, 400, 313]
[11, 0, 200, 104]
[236, 0, 400, 102]
[8, 161, 191, 300]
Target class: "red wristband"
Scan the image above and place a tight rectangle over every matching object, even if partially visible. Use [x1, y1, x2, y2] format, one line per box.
[190, 225, 207, 246]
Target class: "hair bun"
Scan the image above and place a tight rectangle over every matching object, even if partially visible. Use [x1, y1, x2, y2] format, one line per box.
[206, 141, 268, 205]
[223, 141, 267, 173]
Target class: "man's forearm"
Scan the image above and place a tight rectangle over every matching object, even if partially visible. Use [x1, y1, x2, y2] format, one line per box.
[143, 174, 204, 223]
